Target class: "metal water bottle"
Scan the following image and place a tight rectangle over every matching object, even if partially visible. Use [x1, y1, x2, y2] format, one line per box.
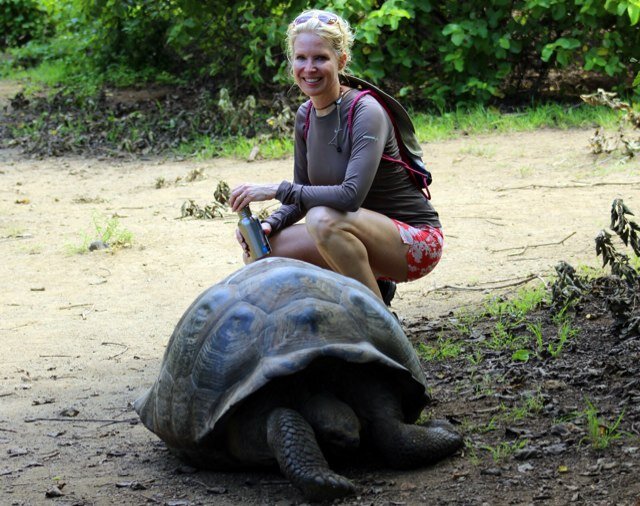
[237, 205, 271, 260]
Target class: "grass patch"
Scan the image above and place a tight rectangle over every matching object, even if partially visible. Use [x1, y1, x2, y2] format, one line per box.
[480, 439, 528, 463]
[417, 335, 464, 361]
[484, 284, 549, 320]
[2, 52, 185, 98]
[2, 66, 624, 161]
[458, 143, 497, 158]
[175, 135, 293, 160]
[412, 103, 621, 143]
[502, 391, 545, 422]
[65, 214, 133, 254]
[580, 399, 626, 450]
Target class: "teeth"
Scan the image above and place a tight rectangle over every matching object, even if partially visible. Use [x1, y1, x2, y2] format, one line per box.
[305, 78, 320, 83]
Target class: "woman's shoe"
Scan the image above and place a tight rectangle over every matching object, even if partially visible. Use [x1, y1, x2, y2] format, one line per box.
[377, 280, 397, 307]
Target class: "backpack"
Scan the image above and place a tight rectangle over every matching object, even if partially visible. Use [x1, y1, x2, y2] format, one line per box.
[303, 74, 432, 199]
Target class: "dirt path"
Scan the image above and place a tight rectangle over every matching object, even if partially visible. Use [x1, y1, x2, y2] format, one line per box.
[1, 129, 639, 505]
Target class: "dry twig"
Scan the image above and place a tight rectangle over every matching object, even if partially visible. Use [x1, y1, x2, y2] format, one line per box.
[424, 274, 539, 293]
[102, 341, 129, 360]
[24, 417, 138, 424]
[494, 181, 640, 192]
[490, 232, 576, 256]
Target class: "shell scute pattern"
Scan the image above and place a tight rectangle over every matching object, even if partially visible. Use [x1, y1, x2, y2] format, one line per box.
[229, 267, 345, 315]
[135, 258, 428, 458]
[192, 301, 266, 390]
[162, 286, 238, 381]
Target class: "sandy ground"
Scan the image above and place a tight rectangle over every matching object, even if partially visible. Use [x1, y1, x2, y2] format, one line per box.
[1, 128, 639, 505]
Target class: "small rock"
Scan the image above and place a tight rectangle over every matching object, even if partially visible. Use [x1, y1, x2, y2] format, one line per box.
[550, 424, 570, 437]
[544, 443, 568, 456]
[59, 407, 79, 417]
[543, 380, 566, 390]
[45, 485, 64, 498]
[116, 481, 147, 490]
[206, 486, 227, 494]
[514, 446, 542, 460]
[480, 467, 502, 476]
[32, 398, 55, 406]
[517, 463, 534, 473]
[174, 465, 198, 474]
[89, 240, 109, 251]
[8, 448, 28, 457]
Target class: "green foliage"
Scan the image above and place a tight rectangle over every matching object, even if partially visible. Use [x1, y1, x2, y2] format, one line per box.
[66, 213, 133, 254]
[480, 438, 528, 463]
[417, 335, 463, 361]
[3, 0, 639, 107]
[581, 399, 626, 450]
[484, 284, 548, 321]
[0, 0, 49, 49]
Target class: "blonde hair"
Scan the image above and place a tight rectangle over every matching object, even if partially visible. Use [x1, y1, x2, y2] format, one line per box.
[286, 9, 355, 76]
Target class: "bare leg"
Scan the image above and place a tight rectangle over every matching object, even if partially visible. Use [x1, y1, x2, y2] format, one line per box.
[265, 208, 408, 301]
[267, 223, 331, 268]
[305, 207, 409, 297]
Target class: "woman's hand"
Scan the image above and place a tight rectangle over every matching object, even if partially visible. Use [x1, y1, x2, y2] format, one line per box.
[236, 221, 272, 264]
[230, 183, 279, 212]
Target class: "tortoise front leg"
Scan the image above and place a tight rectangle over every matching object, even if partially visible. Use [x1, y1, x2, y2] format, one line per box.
[370, 416, 463, 469]
[266, 407, 355, 501]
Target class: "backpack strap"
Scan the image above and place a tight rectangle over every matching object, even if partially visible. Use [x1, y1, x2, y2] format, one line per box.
[381, 154, 432, 200]
[347, 90, 431, 200]
[304, 92, 431, 200]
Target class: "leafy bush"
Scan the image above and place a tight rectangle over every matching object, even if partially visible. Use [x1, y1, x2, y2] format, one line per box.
[4, 0, 640, 107]
[0, 0, 49, 49]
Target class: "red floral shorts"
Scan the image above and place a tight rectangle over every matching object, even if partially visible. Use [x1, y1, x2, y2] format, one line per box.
[392, 221, 444, 281]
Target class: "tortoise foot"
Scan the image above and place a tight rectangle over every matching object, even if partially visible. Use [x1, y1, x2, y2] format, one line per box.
[295, 468, 355, 502]
[372, 417, 463, 469]
[267, 408, 356, 501]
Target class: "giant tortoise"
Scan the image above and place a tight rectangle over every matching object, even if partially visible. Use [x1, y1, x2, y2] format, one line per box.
[135, 257, 462, 501]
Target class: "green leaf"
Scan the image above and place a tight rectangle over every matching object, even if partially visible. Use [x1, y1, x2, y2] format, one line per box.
[442, 23, 460, 35]
[628, 4, 640, 24]
[512, 349, 531, 362]
[618, 1, 628, 16]
[451, 33, 465, 46]
[498, 37, 510, 49]
[633, 71, 640, 87]
[557, 37, 580, 50]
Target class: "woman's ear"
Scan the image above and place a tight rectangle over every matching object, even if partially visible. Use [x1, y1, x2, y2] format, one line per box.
[338, 52, 348, 71]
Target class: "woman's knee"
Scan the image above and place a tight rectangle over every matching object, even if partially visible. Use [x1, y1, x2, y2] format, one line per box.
[305, 206, 342, 243]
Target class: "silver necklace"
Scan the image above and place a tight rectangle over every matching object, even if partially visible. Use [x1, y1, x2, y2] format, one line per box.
[328, 88, 347, 152]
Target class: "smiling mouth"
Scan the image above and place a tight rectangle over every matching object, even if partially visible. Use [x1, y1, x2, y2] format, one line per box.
[303, 77, 321, 83]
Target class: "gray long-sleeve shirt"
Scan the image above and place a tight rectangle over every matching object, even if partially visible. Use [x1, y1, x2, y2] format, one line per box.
[264, 90, 441, 233]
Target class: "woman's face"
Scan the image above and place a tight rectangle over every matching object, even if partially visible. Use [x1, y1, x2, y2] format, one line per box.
[292, 32, 344, 102]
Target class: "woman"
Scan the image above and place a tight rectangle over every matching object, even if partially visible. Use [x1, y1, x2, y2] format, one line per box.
[229, 9, 442, 305]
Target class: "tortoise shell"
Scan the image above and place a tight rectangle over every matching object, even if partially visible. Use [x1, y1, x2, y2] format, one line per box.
[134, 257, 429, 463]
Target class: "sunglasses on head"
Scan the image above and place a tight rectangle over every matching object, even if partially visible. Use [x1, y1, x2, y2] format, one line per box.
[293, 12, 338, 25]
